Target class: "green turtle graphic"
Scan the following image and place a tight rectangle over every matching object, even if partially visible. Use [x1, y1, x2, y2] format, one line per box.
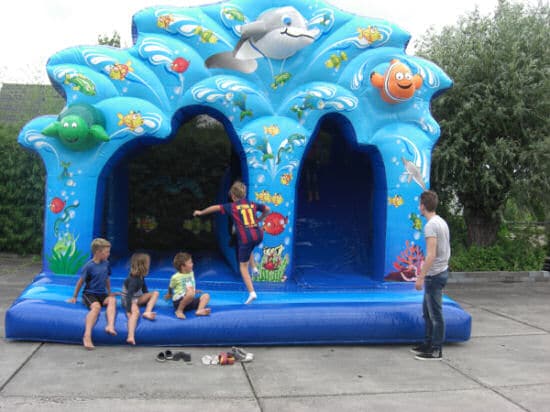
[42, 103, 110, 151]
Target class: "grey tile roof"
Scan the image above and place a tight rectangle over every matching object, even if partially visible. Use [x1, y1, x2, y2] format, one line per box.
[0, 83, 65, 126]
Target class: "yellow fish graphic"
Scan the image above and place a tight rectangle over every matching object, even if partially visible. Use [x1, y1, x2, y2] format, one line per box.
[263, 125, 280, 136]
[358, 26, 382, 43]
[388, 194, 404, 207]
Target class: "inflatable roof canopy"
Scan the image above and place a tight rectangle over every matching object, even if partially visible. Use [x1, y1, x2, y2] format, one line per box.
[10, 0, 471, 346]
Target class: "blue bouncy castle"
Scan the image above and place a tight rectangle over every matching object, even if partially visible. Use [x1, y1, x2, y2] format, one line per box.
[6, 0, 471, 345]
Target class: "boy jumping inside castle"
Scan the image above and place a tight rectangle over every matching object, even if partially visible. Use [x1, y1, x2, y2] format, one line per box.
[68, 238, 117, 349]
[194, 181, 270, 304]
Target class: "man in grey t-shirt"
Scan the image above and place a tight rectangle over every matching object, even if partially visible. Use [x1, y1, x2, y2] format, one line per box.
[411, 190, 450, 360]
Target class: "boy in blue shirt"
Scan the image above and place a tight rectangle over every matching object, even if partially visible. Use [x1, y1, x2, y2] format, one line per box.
[194, 181, 269, 304]
[68, 238, 117, 349]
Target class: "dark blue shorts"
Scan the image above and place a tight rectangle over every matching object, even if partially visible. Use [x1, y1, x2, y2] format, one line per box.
[237, 238, 262, 263]
[173, 296, 201, 311]
[82, 292, 108, 308]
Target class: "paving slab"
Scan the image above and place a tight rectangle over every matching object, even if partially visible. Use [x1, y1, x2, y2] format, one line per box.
[261, 388, 525, 412]
[246, 346, 478, 397]
[1, 344, 254, 399]
[0, 397, 259, 412]
[463, 306, 546, 338]
[447, 283, 550, 332]
[445, 334, 550, 387]
[0, 341, 40, 389]
[497, 384, 550, 412]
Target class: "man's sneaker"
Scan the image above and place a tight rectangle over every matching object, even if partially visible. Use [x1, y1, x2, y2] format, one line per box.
[415, 347, 442, 361]
[410, 343, 431, 355]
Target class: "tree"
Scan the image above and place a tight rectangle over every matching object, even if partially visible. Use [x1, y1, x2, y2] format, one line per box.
[98, 31, 121, 47]
[416, 0, 550, 246]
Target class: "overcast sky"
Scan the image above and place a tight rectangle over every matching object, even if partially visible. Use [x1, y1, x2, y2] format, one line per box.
[0, 0, 534, 84]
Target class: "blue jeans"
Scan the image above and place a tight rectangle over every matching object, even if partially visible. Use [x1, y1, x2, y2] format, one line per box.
[423, 270, 448, 348]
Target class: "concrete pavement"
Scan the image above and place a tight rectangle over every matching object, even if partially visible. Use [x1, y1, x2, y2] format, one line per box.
[1, 253, 549, 411]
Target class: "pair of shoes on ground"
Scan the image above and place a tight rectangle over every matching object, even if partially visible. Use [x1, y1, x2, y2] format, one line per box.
[411, 343, 442, 360]
[156, 350, 191, 362]
[201, 347, 254, 365]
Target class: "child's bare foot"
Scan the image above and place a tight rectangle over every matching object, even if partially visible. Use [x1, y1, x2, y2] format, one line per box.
[245, 292, 257, 305]
[142, 312, 156, 320]
[195, 308, 211, 316]
[105, 326, 117, 336]
[126, 337, 136, 345]
[175, 311, 186, 320]
[83, 335, 94, 350]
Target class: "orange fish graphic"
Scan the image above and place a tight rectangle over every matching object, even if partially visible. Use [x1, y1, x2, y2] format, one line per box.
[109, 61, 134, 80]
[370, 59, 423, 104]
[157, 14, 174, 29]
[280, 173, 292, 185]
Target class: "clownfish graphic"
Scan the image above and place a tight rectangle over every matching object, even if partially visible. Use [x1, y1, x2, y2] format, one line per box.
[370, 59, 423, 104]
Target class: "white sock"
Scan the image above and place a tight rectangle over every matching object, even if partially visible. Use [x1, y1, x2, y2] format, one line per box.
[245, 292, 257, 304]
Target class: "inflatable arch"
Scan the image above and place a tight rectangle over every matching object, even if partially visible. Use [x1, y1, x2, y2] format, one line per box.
[7, 0, 471, 345]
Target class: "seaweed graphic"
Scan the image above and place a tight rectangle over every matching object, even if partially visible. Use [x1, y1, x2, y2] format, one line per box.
[48, 232, 88, 275]
[243, 132, 305, 179]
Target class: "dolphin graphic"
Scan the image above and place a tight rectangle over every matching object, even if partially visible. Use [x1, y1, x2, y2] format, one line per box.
[401, 157, 426, 190]
[206, 6, 319, 73]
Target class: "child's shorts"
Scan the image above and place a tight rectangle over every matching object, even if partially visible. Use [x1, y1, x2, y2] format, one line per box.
[238, 238, 262, 263]
[121, 297, 139, 312]
[173, 295, 201, 311]
[120, 290, 143, 312]
[82, 292, 108, 308]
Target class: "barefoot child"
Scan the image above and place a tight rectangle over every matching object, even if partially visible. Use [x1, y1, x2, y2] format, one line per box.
[121, 253, 159, 345]
[165, 252, 211, 319]
[194, 181, 270, 304]
[68, 238, 117, 349]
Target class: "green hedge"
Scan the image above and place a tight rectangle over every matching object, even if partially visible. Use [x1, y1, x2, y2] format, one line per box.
[0, 123, 45, 254]
[450, 225, 547, 272]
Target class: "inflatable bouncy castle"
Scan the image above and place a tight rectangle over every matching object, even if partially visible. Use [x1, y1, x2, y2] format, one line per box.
[6, 0, 471, 345]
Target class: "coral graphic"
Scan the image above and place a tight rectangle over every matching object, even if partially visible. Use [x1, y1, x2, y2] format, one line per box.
[256, 245, 289, 282]
[385, 240, 424, 282]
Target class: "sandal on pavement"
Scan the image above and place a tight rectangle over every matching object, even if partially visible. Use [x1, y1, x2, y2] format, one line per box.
[156, 352, 167, 362]
[231, 346, 254, 362]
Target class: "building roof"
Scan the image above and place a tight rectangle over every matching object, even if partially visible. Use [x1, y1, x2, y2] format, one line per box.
[0, 83, 64, 127]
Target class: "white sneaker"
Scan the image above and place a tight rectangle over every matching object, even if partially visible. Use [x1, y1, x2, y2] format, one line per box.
[245, 292, 257, 304]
